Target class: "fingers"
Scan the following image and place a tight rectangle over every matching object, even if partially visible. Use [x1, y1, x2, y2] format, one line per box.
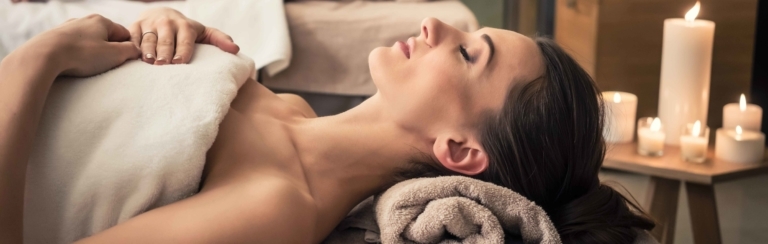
[140, 30, 158, 64]
[102, 18, 132, 42]
[154, 21, 176, 65]
[199, 27, 239, 54]
[174, 27, 196, 64]
[128, 23, 142, 49]
[109, 41, 142, 62]
[78, 14, 131, 42]
[129, 17, 236, 65]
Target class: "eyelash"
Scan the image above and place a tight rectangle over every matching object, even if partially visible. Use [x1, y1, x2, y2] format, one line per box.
[459, 45, 471, 62]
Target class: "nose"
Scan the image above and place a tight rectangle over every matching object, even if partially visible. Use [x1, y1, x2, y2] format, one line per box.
[420, 17, 446, 48]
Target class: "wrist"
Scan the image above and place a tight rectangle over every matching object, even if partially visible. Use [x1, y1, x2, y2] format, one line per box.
[8, 37, 69, 76]
[1, 40, 64, 87]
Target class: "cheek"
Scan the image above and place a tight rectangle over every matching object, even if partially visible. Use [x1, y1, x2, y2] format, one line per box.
[416, 57, 469, 101]
[405, 60, 472, 121]
[369, 47, 473, 125]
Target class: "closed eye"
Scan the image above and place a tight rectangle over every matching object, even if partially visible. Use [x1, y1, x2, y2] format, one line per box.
[459, 45, 471, 62]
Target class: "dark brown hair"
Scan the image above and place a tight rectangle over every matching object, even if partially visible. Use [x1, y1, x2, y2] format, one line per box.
[396, 38, 655, 243]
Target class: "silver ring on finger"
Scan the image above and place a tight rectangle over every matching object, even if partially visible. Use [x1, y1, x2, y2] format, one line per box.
[142, 31, 158, 39]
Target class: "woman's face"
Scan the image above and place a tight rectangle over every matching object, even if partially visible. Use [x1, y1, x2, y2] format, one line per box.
[369, 18, 545, 134]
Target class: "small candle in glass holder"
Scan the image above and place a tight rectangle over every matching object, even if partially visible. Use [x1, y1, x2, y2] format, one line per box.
[638, 117, 666, 156]
[679, 120, 709, 163]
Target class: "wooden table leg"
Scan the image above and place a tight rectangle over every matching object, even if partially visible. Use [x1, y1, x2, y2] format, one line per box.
[685, 182, 722, 244]
[645, 177, 681, 244]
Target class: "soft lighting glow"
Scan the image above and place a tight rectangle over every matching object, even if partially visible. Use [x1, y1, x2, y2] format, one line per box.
[740, 94, 747, 111]
[685, 2, 700, 22]
[613, 92, 621, 103]
[651, 117, 662, 131]
[692, 120, 701, 137]
[736, 125, 743, 135]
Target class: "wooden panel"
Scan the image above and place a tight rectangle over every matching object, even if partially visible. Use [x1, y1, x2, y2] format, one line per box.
[704, 0, 758, 131]
[603, 143, 768, 184]
[517, 0, 540, 37]
[554, 0, 599, 76]
[555, 0, 758, 131]
[594, 0, 670, 120]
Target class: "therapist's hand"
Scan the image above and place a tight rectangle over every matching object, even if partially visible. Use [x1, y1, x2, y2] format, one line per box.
[130, 7, 240, 65]
[19, 14, 141, 77]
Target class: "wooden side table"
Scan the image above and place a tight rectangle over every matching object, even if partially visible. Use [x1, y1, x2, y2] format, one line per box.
[603, 143, 768, 244]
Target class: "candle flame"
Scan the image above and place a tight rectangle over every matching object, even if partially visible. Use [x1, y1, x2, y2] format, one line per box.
[736, 125, 743, 135]
[651, 117, 662, 131]
[692, 120, 701, 137]
[740, 94, 747, 111]
[613, 92, 621, 103]
[685, 2, 700, 22]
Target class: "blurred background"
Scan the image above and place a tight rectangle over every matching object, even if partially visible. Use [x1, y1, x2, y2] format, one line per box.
[462, 0, 553, 37]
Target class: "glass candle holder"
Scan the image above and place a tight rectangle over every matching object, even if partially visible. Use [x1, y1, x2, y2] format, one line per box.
[637, 117, 665, 156]
[679, 121, 709, 163]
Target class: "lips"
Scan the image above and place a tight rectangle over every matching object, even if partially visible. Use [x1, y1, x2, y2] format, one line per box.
[397, 40, 410, 59]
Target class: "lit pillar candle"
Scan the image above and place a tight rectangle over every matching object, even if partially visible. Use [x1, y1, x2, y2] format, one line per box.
[602, 91, 638, 143]
[680, 120, 709, 163]
[657, 2, 715, 145]
[723, 94, 763, 131]
[715, 126, 765, 163]
[638, 117, 666, 156]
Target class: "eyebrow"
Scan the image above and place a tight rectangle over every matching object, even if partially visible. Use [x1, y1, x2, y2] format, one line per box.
[481, 34, 495, 66]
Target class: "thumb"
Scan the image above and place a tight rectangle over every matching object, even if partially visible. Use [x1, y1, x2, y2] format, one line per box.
[200, 28, 240, 54]
[109, 41, 142, 62]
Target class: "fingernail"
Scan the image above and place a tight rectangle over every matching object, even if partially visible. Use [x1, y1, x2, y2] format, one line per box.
[145, 53, 155, 63]
[155, 57, 166, 65]
[172, 55, 183, 64]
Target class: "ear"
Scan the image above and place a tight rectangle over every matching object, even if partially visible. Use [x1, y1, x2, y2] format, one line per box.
[432, 135, 489, 175]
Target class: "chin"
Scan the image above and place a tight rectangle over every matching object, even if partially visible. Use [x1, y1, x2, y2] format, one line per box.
[368, 45, 408, 103]
[368, 47, 388, 90]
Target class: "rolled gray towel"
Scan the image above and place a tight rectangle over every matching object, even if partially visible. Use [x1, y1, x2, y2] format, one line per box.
[374, 176, 561, 244]
[323, 177, 659, 244]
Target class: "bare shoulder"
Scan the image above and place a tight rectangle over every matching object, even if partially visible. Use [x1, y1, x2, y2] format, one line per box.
[77, 177, 317, 243]
[277, 93, 317, 118]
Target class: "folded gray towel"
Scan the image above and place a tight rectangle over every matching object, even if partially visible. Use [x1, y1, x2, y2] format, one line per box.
[323, 176, 659, 244]
[374, 176, 560, 244]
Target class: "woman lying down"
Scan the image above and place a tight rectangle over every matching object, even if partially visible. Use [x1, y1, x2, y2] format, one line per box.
[0, 7, 654, 244]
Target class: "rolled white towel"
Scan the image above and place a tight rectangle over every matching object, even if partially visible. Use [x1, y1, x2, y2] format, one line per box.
[25, 45, 255, 244]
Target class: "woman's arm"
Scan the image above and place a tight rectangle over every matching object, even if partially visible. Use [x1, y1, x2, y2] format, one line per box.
[76, 176, 317, 243]
[0, 15, 140, 242]
[0, 36, 61, 244]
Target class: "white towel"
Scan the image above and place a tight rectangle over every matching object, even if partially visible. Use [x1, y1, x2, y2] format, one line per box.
[0, 0, 291, 75]
[24, 45, 255, 244]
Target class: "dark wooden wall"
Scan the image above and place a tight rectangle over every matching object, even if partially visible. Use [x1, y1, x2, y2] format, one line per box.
[555, 0, 758, 133]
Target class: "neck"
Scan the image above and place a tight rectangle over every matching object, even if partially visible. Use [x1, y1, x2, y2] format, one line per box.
[288, 94, 427, 237]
